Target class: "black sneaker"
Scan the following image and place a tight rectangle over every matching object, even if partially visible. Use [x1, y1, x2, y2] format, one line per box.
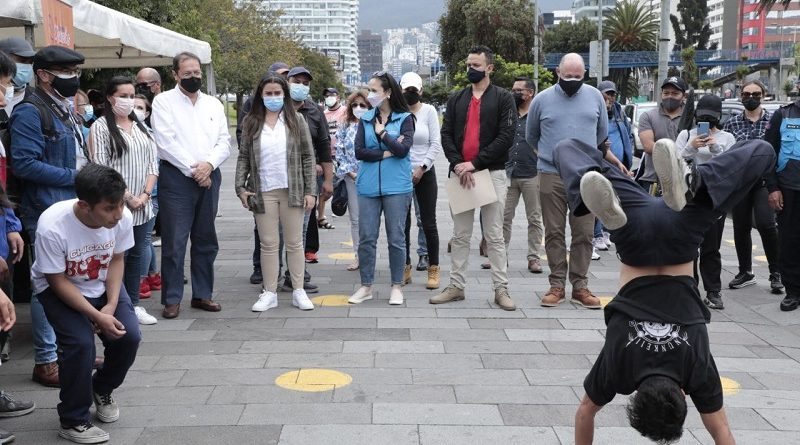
[780, 294, 800, 312]
[282, 277, 319, 293]
[728, 271, 756, 289]
[416, 255, 429, 271]
[249, 268, 263, 285]
[704, 291, 724, 310]
[0, 392, 35, 418]
[770, 272, 785, 294]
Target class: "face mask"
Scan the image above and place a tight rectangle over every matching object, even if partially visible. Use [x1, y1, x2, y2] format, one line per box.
[134, 109, 147, 122]
[403, 91, 420, 105]
[324, 96, 338, 108]
[662, 97, 682, 112]
[112, 97, 135, 117]
[3, 85, 13, 104]
[367, 91, 384, 108]
[558, 78, 583, 97]
[289, 83, 310, 102]
[353, 106, 367, 119]
[51, 75, 80, 98]
[743, 97, 761, 111]
[467, 67, 486, 84]
[513, 92, 524, 107]
[12, 63, 33, 88]
[136, 85, 155, 102]
[83, 105, 94, 121]
[263, 96, 284, 112]
[180, 76, 202, 94]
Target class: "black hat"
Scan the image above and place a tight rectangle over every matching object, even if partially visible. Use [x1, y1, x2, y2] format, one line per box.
[287, 66, 313, 80]
[33, 45, 84, 72]
[323, 87, 338, 96]
[0, 37, 35, 58]
[661, 76, 687, 93]
[696, 94, 722, 120]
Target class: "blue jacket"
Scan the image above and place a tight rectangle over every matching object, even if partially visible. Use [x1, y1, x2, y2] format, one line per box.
[608, 101, 634, 169]
[354, 108, 414, 197]
[9, 98, 77, 230]
[0, 207, 22, 260]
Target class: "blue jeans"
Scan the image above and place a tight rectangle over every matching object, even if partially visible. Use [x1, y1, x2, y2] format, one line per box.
[39, 286, 141, 427]
[26, 228, 57, 364]
[594, 219, 604, 239]
[147, 197, 159, 275]
[358, 193, 412, 285]
[124, 218, 155, 305]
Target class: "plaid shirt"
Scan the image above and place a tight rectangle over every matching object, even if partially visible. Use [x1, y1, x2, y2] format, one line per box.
[723, 109, 772, 142]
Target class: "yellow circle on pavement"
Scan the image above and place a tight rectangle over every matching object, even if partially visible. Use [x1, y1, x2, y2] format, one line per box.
[755, 255, 768, 263]
[311, 295, 351, 307]
[340, 240, 353, 247]
[329, 252, 356, 261]
[720, 377, 741, 395]
[598, 296, 613, 308]
[275, 369, 352, 392]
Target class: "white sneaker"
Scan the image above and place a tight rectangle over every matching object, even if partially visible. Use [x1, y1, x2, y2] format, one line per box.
[602, 231, 612, 246]
[348, 286, 373, 304]
[580, 171, 627, 231]
[653, 138, 688, 211]
[292, 289, 314, 310]
[92, 392, 119, 423]
[134, 306, 157, 325]
[251, 290, 278, 312]
[152, 238, 161, 247]
[389, 287, 404, 305]
[592, 248, 601, 261]
[59, 422, 109, 444]
[592, 237, 608, 251]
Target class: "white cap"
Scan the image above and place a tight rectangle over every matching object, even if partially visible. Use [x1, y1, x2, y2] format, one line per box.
[400, 72, 423, 91]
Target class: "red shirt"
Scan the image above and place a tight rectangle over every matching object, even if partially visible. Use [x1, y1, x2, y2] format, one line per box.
[462, 96, 481, 162]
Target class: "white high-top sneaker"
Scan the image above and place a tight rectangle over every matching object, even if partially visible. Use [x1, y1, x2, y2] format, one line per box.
[251, 290, 278, 312]
[292, 289, 314, 310]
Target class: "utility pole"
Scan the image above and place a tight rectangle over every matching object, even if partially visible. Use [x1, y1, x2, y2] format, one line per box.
[533, 0, 539, 92]
[597, 0, 603, 86]
[656, 0, 670, 105]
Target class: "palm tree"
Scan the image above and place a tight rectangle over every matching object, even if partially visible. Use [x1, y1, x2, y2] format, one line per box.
[603, 0, 659, 100]
[758, 0, 793, 13]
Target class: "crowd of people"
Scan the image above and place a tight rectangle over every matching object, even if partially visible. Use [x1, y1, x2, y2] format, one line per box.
[0, 36, 795, 444]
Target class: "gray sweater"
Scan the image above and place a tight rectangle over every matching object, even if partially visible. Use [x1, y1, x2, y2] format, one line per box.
[526, 83, 608, 173]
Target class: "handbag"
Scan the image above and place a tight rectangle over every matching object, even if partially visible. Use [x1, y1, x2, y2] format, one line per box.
[331, 178, 348, 217]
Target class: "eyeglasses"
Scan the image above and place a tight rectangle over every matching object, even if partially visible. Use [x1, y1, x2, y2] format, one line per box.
[741, 92, 762, 99]
[45, 68, 81, 79]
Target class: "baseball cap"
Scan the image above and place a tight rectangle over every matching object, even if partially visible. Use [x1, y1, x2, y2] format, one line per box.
[287, 66, 313, 80]
[696, 94, 722, 120]
[400, 72, 423, 91]
[33, 45, 84, 72]
[661, 76, 687, 93]
[268, 62, 289, 74]
[597, 80, 617, 94]
[0, 37, 35, 58]
[323, 87, 339, 96]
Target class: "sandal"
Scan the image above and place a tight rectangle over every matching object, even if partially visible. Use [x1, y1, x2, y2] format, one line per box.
[318, 217, 335, 229]
[346, 260, 359, 271]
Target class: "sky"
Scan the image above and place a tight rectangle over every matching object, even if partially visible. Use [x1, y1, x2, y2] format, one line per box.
[358, 0, 566, 32]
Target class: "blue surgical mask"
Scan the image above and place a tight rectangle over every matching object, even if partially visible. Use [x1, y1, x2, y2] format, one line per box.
[83, 105, 94, 121]
[12, 63, 33, 88]
[289, 83, 310, 102]
[263, 96, 284, 112]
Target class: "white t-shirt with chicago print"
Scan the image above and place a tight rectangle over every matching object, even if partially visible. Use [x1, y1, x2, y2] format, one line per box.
[32, 199, 134, 299]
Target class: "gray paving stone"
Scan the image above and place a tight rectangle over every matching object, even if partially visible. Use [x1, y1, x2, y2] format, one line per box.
[746, 345, 791, 359]
[140, 330, 217, 342]
[715, 358, 800, 374]
[558, 318, 608, 330]
[239, 340, 343, 353]
[690, 429, 800, 445]
[136, 340, 243, 356]
[379, 318, 471, 328]
[543, 341, 605, 355]
[499, 403, 629, 427]
[412, 368, 529, 386]
[505, 329, 606, 342]
[283, 317, 377, 328]
[435, 308, 526, 318]
[332, 384, 456, 403]
[723, 390, 800, 409]
[683, 407, 776, 430]
[188, 318, 286, 330]
[482, 353, 592, 369]
[153, 353, 267, 370]
[139, 319, 195, 331]
[708, 344, 760, 358]
[206, 385, 333, 404]
[749, 372, 800, 390]
[455, 385, 579, 404]
[467, 318, 563, 329]
[135, 426, 281, 445]
[178, 368, 288, 386]
[238, 402, 371, 425]
[708, 331, 769, 346]
[409, 328, 508, 341]
[343, 340, 444, 353]
[444, 341, 547, 354]
[14, 427, 144, 445]
[278, 425, 419, 445]
[349, 308, 437, 318]
[112, 386, 214, 406]
[521, 308, 606, 319]
[373, 402, 504, 425]
[214, 327, 315, 341]
[419, 425, 560, 445]
[553, 426, 703, 444]
[311, 328, 410, 341]
[124, 370, 187, 387]
[114, 404, 245, 427]
[523, 369, 591, 386]
[259, 307, 352, 318]
[266, 352, 375, 368]
[375, 353, 484, 369]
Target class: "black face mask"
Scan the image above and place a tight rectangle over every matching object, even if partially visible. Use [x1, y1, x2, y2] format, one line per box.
[662, 97, 682, 112]
[513, 92, 525, 107]
[136, 85, 155, 103]
[558, 78, 582, 97]
[403, 91, 420, 105]
[180, 76, 202, 93]
[467, 67, 486, 84]
[743, 98, 761, 111]
[51, 76, 80, 98]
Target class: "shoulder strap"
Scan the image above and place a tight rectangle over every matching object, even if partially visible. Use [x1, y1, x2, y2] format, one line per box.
[20, 94, 56, 138]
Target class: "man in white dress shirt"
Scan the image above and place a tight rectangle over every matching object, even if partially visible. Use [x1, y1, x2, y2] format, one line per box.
[151, 52, 230, 319]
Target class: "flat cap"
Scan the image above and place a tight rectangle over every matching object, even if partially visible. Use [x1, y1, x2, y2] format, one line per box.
[597, 80, 617, 94]
[0, 37, 35, 58]
[33, 45, 84, 72]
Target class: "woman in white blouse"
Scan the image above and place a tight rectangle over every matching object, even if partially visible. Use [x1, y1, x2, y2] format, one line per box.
[235, 75, 317, 312]
[90, 76, 159, 325]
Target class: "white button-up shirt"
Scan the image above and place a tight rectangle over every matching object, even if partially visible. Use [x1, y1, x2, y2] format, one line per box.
[259, 117, 289, 192]
[151, 86, 230, 177]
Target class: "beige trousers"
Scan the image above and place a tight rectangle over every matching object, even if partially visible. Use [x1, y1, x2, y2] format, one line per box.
[254, 189, 305, 293]
[503, 176, 544, 260]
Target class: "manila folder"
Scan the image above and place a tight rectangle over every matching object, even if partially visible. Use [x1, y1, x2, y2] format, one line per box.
[445, 169, 498, 215]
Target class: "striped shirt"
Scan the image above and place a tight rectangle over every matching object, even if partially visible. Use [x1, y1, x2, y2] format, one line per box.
[91, 117, 159, 226]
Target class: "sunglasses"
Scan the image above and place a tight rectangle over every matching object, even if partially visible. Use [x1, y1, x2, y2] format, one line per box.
[741, 92, 762, 99]
[351, 103, 368, 109]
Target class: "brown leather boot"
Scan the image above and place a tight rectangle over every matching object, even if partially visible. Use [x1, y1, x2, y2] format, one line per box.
[32, 361, 59, 387]
[571, 288, 601, 309]
[426, 265, 440, 290]
[403, 264, 413, 286]
[540, 287, 566, 307]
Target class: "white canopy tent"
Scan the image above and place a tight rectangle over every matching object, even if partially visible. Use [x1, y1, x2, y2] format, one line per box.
[0, 0, 216, 93]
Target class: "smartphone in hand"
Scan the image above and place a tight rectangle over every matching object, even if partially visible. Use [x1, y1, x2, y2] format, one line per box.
[698, 121, 710, 137]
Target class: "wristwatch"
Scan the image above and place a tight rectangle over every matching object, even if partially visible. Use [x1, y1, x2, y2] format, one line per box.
[420, 164, 428, 171]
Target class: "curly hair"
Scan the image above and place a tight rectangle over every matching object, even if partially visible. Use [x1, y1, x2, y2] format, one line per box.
[627, 376, 687, 444]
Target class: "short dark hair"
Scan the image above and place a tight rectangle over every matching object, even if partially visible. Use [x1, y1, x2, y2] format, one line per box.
[172, 51, 201, 73]
[627, 376, 687, 444]
[468, 45, 494, 66]
[742, 80, 767, 95]
[75, 163, 127, 207]
[0, 50, 16, 79]
[515, 76, 536, 93]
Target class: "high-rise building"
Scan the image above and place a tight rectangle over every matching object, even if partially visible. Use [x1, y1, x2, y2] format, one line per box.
[740, 0, 800, 52]
[572, 0, 615, 22]
[648, 0, 679, 47]
[708, 0, 740, 50]
[551, 10, 574, 26]
[264, 0, 361, 84]
[358, 29, 382, 83]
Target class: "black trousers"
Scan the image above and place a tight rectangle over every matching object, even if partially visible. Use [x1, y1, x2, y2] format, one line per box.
[405, 167, 440, 266]
[777, 188, 800, 297]
[695, 216, 725, 292]
[731, 183, 779, 274]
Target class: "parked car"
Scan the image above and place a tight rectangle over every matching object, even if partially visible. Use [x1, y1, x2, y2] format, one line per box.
[624, 102, 657, 158]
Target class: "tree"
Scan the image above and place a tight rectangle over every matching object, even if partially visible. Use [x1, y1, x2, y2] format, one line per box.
[439, 0, 535, 76]
[757, 0, 793, 13]
[298, 48, 345, 102]
[449, 55, 553, 91]
[681, 47, 699, 87]
[604, 0, 659, 100]
[542, 18, 597, 54]
[670, 0, 716, 51]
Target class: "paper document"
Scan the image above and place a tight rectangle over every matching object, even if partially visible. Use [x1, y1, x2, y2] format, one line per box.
[445, 169, 498, 215]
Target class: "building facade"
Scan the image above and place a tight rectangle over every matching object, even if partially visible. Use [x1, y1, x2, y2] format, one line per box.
[572, 0, 615, 22]
[740, 0, 800, 52]
[358, 29, 382, 82]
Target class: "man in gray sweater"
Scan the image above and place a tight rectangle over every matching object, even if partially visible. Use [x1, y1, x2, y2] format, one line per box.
[526, 53, 628, 309]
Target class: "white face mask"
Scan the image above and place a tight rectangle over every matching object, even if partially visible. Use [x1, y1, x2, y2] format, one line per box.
[325, 96, 338, 108]
[112, 97, 135, 117]
[367, 91, 384, 108]
[353, 107, 367, 119]
[134, 109, 147, 122]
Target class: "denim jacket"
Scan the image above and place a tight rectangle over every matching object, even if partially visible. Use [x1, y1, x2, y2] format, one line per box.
[9, 96, 77, 230]
[0, 207, 21, 259]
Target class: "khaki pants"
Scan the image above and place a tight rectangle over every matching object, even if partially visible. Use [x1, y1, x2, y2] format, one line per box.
[503, 176, 543, 260]
[449, 169, 508, 290]
[254, 189, 305, 293]
[538, 172, 594, 289]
